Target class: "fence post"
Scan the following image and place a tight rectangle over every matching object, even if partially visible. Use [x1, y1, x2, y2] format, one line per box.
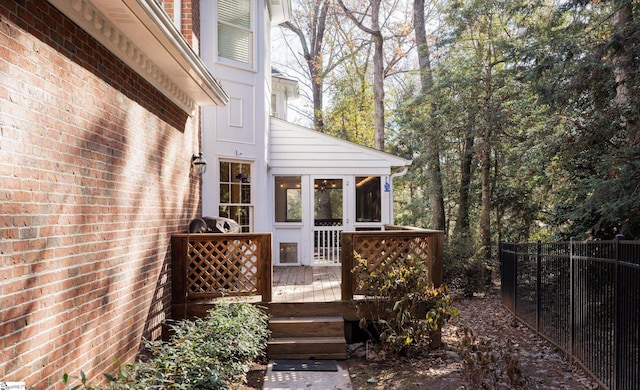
[499, 242, 504, 307]
[569, 237, 575, 362]
[536, 241, 542, 333]
[614, 234, 624, 390]
[513, 243, 518, 317]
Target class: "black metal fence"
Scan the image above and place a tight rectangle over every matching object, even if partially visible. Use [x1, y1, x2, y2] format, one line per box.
[500, 238, 639, 390]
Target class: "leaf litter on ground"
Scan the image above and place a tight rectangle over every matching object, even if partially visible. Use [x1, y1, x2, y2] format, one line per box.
[347, 283, 598, 390]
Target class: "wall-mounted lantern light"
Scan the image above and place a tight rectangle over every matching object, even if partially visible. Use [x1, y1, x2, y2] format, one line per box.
[191, 152, 207, 174]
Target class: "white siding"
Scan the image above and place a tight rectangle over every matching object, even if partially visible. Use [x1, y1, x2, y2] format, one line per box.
[269, 118, 410, 175]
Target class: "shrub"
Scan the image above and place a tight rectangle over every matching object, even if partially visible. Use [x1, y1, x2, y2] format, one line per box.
[352, 252, 458, 356]
[63, 301, 270, 390]
[444, 237, 492, 297]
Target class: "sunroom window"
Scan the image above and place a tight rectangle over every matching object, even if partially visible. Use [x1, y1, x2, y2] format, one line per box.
[275, 176, 302, 222]
[218, 0, 253, 66]
[356, 176, 381, 223]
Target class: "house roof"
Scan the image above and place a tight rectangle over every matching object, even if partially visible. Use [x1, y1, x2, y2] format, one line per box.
[48, 0, 228, 114]
[269, 118, 412, 175]
[272, 69, 299, 99]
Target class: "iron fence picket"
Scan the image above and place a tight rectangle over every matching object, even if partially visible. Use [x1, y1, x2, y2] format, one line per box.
[499, 239, 639, 390]
[500, 242, 517, 313]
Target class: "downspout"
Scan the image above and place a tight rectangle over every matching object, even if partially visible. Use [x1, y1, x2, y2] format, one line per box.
[174, 0, 182, 32]
[388, 166, 410, 225]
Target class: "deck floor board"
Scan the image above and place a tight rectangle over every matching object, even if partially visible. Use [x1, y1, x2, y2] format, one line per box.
[273, 266, 342, 303]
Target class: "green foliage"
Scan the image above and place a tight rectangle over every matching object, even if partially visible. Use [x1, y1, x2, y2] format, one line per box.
[325, 75, 376, 147]
[62, 302, 269, 390]
[352, 253, 458, 356]
[388, 0, 640, 268]
[457, 327, 529, 388]
[62, 371, 100, 390]
[443, 237, 492, 298]
[519, 0, 640, 239]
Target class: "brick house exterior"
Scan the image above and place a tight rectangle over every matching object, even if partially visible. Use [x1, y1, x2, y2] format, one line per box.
[0, 0, 224, 388]
[0, 0, 409, 387]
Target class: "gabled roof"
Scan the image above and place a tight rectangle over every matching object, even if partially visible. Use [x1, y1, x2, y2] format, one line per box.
[49, 0, 228, 114]
[270, 118, 412, 175]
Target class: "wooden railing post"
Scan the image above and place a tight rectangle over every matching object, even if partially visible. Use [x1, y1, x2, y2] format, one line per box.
[341, 232, 354, 301]
[170, 235, 187, 320]
[260, 234, 273, 302]
[430, 232, 443, 288]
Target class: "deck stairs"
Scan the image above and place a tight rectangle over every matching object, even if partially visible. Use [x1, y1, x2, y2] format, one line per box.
[267, 302, 347, 360]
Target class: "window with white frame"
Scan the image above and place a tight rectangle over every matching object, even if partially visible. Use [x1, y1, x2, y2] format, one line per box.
[275, 176, 302, 222]
[271, 94, 277, 117]
[356, 176, 381, 223]
[219, 161, 252, 232]
[217, 0, 253, 66]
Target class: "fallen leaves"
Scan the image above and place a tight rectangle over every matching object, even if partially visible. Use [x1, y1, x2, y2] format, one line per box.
[347, 284, 598, 389]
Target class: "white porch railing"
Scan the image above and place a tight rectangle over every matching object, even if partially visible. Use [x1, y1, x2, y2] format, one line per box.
[313, 226, 342, 265]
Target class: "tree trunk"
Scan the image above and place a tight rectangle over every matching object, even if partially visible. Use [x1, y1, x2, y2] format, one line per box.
[414, 0, 445, 230]
[372, 0, 385, 150]
[612, 1, 633, 105]
[337, 0, 385, 150]
[454, 131, 474, 238]
[311, 72, 325, 132]
[282, 0, 330, 133]
[413, 0, 432, 90]
[480, 63, 493, 263]
[428, 144, 446, 230]
[480, 141, 491, 260]
[612, 1, 639, 141]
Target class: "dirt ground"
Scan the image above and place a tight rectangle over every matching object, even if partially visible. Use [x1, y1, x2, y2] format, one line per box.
[238, 285, 598, 389]
[346, 285, 598, 389]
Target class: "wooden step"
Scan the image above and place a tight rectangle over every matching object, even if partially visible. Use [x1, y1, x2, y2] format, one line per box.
[269, 316, 344, 338]
[267, 304, 347, 360]
[268, 352, 347, 360]
[267, 337, 347, 360]
[268, 302, 346, 317]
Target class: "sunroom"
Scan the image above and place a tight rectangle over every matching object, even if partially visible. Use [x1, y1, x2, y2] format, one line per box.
[268, 118, 412, 266]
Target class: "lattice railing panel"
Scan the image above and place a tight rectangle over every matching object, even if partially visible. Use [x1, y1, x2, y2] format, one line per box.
[352, 235, 433, 293]
[186, 238, 260, 296]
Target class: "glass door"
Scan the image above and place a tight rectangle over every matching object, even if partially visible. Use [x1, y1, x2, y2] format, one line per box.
[313, 178, 344, 265]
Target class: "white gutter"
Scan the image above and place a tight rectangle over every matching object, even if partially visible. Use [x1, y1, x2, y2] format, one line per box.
[48, 0, 228, 114]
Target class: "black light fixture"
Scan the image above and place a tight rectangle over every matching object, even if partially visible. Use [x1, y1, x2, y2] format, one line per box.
[191, 152, 207, 174]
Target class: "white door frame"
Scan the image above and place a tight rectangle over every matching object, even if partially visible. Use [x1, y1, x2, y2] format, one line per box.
[308, 176, 352, 266]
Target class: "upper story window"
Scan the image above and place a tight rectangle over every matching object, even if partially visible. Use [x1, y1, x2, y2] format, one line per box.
[218, 0, 254, 67]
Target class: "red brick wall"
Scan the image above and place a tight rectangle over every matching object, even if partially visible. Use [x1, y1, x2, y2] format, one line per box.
[0, 1, 203, 388]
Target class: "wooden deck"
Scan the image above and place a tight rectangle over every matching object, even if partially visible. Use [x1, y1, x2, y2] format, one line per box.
[171, 230, 443, 321]
[272, 266, 342, 303]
